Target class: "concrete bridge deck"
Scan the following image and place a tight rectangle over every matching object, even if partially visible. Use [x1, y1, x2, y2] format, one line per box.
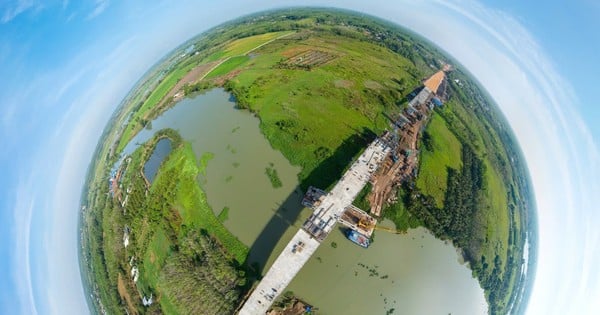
[238, 138, 390, 315]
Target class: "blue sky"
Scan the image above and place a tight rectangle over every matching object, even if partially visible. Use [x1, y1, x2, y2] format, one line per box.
[0, 0, 598, 314]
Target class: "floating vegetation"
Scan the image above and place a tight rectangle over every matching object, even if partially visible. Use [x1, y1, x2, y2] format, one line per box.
[265, 163, 283, 188]
[218, 207, 230, 223]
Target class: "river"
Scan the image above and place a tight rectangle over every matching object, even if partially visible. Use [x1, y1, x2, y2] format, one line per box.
[122, 88, 487, 314]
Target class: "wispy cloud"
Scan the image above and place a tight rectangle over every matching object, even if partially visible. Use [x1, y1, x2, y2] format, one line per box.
[11, 177, 37, 315]
[1, 0, 36, 23]
[86, 0, 109, 20]
[32, 36, 143, 314]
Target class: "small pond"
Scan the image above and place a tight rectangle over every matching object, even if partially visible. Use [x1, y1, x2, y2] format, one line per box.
[143, 137, 172, 183]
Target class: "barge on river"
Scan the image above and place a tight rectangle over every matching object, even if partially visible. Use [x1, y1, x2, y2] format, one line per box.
[346, 229, 370, 248]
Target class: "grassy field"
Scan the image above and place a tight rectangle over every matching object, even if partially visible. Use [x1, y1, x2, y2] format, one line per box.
[222, 31, 294, 57]
[166, 143, 248, 262]
[117, 64, 195, 152]
[417, 114, 462, 208]
[117, 31, 293, 154]
[430, 73, 528, 313]
[205, 55, 250, 79]
[226, 30, 419, 189]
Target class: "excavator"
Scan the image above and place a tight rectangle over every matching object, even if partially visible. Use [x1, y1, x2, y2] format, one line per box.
[357, 217, 375, 230]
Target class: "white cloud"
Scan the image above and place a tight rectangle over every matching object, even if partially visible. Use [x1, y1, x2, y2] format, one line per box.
[1, 0, 35, 23]
[40, 36, 152, 314]
[86, 0, 109, 20]
[11, 177, 37, 315]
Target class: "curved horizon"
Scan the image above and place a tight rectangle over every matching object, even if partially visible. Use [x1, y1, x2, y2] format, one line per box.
[0, 1, 598, 314]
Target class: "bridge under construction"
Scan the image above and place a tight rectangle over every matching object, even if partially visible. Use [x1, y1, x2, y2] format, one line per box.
[238, 139, 390, 315]
[238, 70, 447, 315]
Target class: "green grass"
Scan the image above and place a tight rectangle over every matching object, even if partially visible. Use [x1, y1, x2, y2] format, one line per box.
[222, 31, 294, 57]
[116, 32, 294, 155]
[432, 86, 521, 313]
[205, 55, 250, 79]
[118, 64, 194, 152]
[205, 50, 226, 62]
[440, 98, 511, 262]
[382, 187, 422, 232]
[226, 32, 417, 188]
[353, 182, 372, 212]
[158, 293, 181, 315]
[482, 161, 510, 270]
[159, 143, 248, 263]
[416, 114, 462, 208]
[140, 227, 171, 293]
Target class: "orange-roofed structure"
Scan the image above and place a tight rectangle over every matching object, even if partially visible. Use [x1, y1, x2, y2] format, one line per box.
[423, 70, 445, 94]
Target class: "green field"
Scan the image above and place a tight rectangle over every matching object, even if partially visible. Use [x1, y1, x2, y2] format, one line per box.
[205, 55, 250, 79]
[417, 114, 462, 207]
[117, 64, 195, 152]
[81, 9, 532, 315]
[117, 32, 293, 154]
[225, 31, 420, 189]
[221, 31, 294, 57]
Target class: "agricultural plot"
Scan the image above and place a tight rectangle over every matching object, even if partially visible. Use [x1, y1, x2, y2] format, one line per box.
[278, 50, 338, 70]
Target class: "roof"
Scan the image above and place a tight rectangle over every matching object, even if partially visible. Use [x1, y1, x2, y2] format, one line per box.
[423, 70, 445, 94]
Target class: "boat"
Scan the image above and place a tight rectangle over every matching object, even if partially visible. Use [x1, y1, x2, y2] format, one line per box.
[346, 229, 370, 248]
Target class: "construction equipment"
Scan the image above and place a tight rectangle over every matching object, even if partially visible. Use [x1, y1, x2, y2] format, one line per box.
[390, 125, 400, 162]
[357, 217, 375, 230]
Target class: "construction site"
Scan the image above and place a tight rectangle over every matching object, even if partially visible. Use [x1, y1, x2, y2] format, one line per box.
[238, 69, 449, 315]
[368, 69, 449, 217]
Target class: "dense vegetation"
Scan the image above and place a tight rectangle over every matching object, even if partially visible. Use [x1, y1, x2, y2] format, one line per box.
[405, 70, 532, 313]
[81, 8, 533, 315]
[159, 230, 246, 314]
[81, 129, 249, 314]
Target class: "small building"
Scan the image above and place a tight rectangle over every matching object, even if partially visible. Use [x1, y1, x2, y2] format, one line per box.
[123, 226, 130, 248]
[142, 294, 153, 306]
[131, 266, 139, 283]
